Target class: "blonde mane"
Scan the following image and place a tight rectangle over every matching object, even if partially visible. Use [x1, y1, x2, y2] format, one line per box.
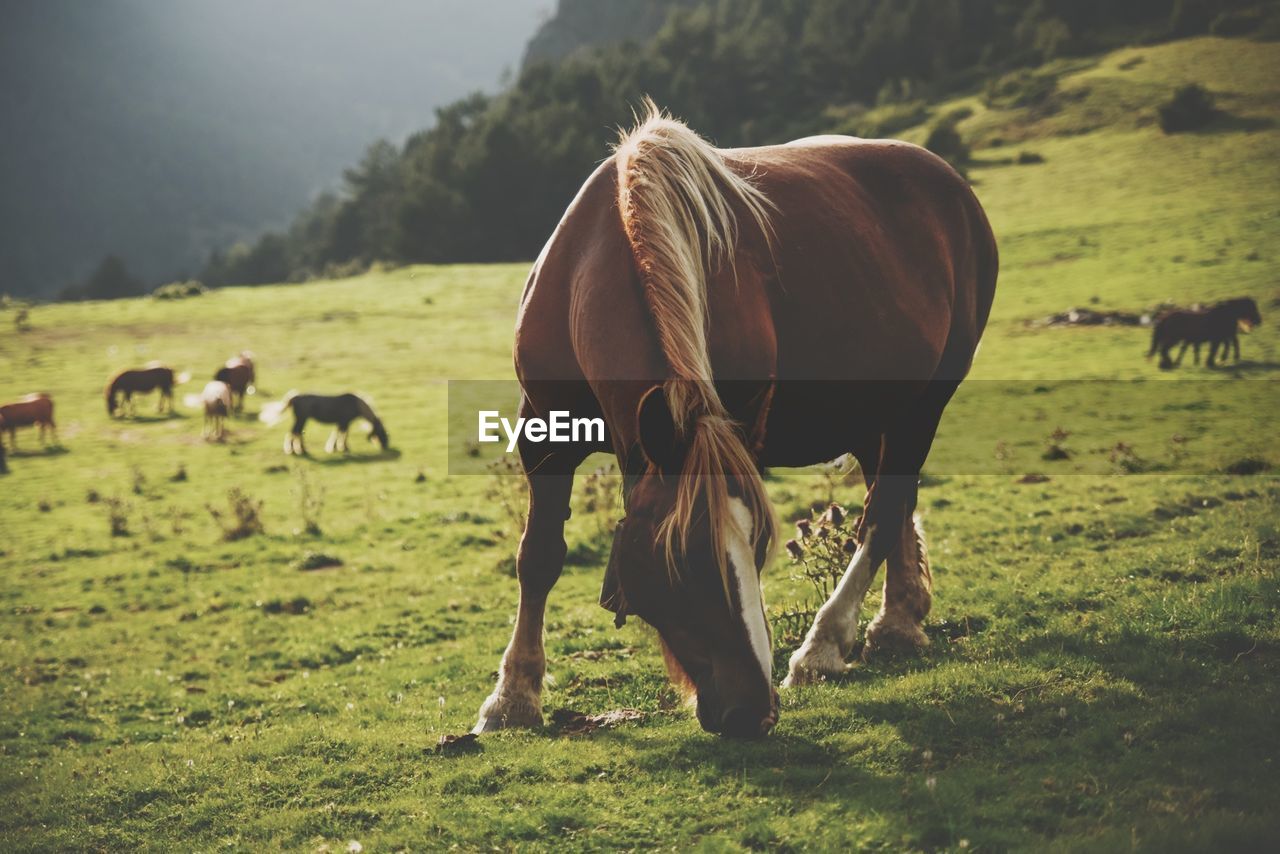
[613, 99, 776, 596]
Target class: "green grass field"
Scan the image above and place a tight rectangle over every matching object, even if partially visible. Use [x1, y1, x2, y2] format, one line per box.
[2, 37, 1279, 851]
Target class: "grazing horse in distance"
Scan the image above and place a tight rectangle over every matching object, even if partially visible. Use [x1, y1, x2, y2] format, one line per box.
[186, 381, 232, 441]
[0, 415, 7, 473]
[474, 102, 997, 738]
[214, 352, 255, 413]
[260, 392, 389, 455]
[106, 364, 188, 417]
[1148, 297, 1262, 368]
[0, 393, 58, 449]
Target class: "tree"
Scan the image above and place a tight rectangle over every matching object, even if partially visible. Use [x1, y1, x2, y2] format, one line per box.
[80, 255, 145, 301]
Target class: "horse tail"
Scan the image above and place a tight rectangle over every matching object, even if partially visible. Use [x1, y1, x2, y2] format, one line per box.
[259, 391, 297, 425]
[614, 98, 776, 592]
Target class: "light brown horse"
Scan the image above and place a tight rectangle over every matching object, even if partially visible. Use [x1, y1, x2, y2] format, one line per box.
[106, 364, 187, 417]
[186, 381, 232, 440]
[1, 393, 58, 449]
[474, 103, 997, 738]
[214, 352, 255, 413]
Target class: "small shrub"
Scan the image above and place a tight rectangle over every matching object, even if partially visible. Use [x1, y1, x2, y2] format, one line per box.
[104, 498, 130, 537]
[983, 70, 1057, 110]
[37, 499, 52, 513]
[1042, 427, 1072, 461]
[1017, 150, 1045, 164]
[484, 456, 528, 540]
[293, 468, 324, 536]
[152, 280, 207, 300]
[1158, 84, 1217, 133]
[207, 488, 264, 541]
[131, 466, 147, 496]
[86, 489, 101, 504]
[260, 596, 311, 615]
[784, 503, 858, 603]
[924, 122, 970, 174]
[294, 551, 343, 571]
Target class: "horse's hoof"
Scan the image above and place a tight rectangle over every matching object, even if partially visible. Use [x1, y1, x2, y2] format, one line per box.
[472, 694, 543, 733]
[781, 642, 849, 688]
[862, 616, 929, 661]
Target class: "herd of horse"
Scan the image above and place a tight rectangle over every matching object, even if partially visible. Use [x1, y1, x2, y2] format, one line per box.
[1, 351, 389, 473]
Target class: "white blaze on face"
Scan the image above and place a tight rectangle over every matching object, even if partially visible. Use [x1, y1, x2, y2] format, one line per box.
[727, 498, 772, 681]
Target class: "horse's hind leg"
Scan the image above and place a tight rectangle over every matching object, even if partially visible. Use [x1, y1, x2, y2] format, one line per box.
[863, 514, 931, 658]
[474, 440, 583, 733]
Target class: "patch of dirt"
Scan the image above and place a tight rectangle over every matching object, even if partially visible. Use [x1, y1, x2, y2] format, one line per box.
[550, 708, 647, 736]
[433, 732, 481, 755]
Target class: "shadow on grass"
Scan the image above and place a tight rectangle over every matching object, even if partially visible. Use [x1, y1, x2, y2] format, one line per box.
[303, 448, 403, 466]
[5, 445, 71, 458]
[114, 411, 187, 423]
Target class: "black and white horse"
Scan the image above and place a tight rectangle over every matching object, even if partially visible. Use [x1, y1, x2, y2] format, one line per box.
[261, 392, 389, 455]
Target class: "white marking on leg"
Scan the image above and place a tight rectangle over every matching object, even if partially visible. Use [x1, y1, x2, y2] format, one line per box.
[727, 498, 772, 681]
[783, 533, 877, 686]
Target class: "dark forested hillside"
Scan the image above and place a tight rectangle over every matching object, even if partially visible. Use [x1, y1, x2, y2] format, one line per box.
[0, 0, 544, 299]
[183, 0, 1277, 289]
[521, 0, 698, 68]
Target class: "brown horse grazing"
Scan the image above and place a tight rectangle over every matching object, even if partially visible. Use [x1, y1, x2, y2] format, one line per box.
[0, 414, 7, 473]
[106, 364, 187, 417]
[186, 381, 232, 440]
[474, 103, 997, 738]
[0, 393, 58, 449]
[1147, 297, 1262, 369]
[214, 352, 255, 413]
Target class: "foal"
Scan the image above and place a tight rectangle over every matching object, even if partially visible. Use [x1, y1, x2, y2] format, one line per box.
[186, 381, 232, 440]
[261, 392, 389, 455]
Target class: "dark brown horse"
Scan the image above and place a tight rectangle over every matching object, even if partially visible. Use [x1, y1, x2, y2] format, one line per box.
[1148, 297, 1262, 368]
[474, 104, 997, 738]
[214, 352, 255, 413]
[106, 364, 188, 417]
[0, 414, 6, 473]
[261, 392, 389, 455]
[1, 393, 57, 449]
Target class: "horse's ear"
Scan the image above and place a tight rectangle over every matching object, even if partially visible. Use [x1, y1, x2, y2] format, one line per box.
[636, 385, 684, 474]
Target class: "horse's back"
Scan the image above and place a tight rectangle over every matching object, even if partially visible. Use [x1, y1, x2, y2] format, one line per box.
[726, 136, 997, 380]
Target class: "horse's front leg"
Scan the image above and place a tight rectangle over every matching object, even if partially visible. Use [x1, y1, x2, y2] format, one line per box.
[1207, 340, 1219, 368]
[474, 456, 578, 733]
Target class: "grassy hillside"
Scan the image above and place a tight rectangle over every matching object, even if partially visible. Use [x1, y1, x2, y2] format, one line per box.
[2, 37, 1278, 850]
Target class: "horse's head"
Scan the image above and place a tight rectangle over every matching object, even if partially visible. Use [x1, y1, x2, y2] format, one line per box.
[368, 419, 390, 450]
[605, 387, 777, 738]
[214, 366, 232, 383]
[1237, 298, 1263, 331]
